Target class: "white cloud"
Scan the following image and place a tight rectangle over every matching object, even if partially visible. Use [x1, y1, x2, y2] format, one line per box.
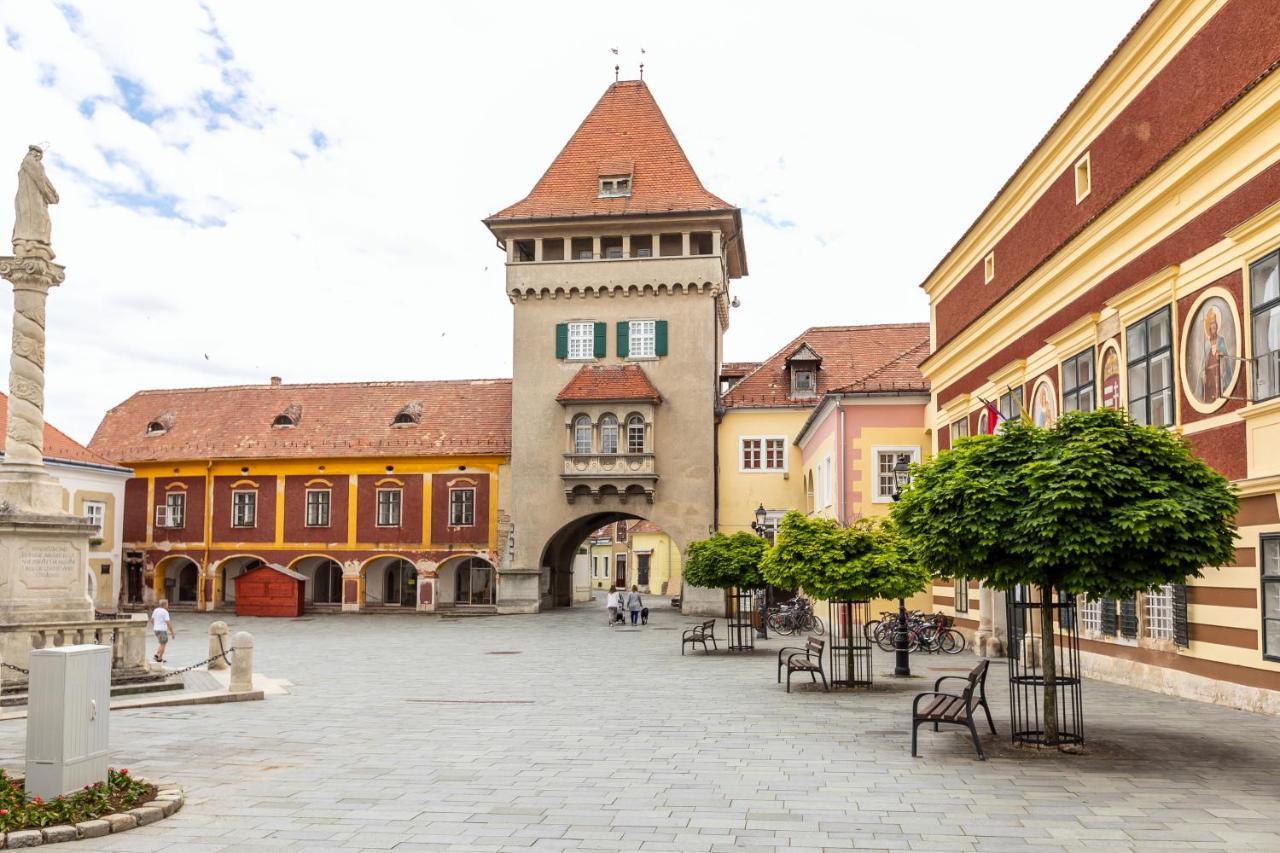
[0, 0, 1149, 442]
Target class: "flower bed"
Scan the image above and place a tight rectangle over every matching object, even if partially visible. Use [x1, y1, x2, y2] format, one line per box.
[0, 768, 154, 833]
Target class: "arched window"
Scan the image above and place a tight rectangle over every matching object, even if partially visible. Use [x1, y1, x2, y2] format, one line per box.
[455, 557, 495, 606]
[600, 414, 619, 455]
[392, 412, 416, 425]
[626, 415, 646, 453]
[573, 415, 593, 454]
[146, 421, 166, 436]
[977, 409, 989, 435]
[272, 414, 294, 427]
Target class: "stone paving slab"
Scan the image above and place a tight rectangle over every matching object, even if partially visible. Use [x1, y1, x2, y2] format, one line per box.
[0, 600, 1277, 852]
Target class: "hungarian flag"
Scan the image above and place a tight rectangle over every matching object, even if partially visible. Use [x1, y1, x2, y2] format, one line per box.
[983, 399, 1000, 434]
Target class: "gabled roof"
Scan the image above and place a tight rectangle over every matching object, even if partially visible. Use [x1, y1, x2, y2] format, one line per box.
[486, 80, 735, 222]
[89, 379, 512, 465]
[786, 344, 822, 364]
[0, 392, 128, 472]
[556, 365, 661, 404]
[720, 323, 931, 409]
[719, 361, 760, 379]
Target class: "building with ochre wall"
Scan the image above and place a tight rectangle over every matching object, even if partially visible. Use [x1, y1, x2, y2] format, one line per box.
[89, 379, 510, 613]
[919, 0, 1280, 713]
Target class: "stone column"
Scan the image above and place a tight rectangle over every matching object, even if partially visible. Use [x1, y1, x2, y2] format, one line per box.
[974, 583, 999, 658]
[207, 621, 229, 671]
[0, 256, 65, 514]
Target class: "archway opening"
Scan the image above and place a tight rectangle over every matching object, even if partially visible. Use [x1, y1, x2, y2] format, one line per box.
[292, 556, 344, 605]
[157, 556, 201, 605]
[538, 514, 682, 609]
[218, 555, 266, 604]
[362, 556, 417, 607]
[438, 555, 496, 607]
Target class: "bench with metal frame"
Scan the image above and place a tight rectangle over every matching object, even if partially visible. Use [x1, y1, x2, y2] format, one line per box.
[777, 636, 828, 693]
[911, 658, 996, 759]
[681, 619, 717, 655]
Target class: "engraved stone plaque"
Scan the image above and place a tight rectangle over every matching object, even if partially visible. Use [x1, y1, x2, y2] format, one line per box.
[17, 541, 77, 590]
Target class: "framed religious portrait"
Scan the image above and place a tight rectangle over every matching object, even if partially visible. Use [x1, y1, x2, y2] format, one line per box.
[1180, 288, 1241, 414]
[1030, 378, 1057, 428]
[1100, 342, 1122, 409]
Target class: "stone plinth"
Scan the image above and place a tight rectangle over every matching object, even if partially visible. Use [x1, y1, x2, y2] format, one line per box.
[0, 511, 95, 625]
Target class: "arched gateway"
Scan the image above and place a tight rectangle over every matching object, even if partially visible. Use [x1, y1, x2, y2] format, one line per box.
[484, 79, 747, 615]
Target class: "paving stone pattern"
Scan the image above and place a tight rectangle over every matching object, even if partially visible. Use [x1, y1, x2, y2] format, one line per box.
[1, 599, 1277, 852]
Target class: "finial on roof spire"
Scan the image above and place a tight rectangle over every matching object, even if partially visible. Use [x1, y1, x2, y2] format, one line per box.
[615, 64, 619, 82]
[640, 47, 645, 80]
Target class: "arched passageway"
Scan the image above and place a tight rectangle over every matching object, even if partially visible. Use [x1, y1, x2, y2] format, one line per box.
[291, 555, 345, 605]
[217, 555, 266, 603]
[362, 556, 417, 607]
[156, 556, 201, 605]
[438, 555, 496, 607]
[538, 513, 682, 608]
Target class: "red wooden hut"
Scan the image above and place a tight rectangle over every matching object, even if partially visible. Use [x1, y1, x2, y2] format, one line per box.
[233, 563, 306, 617]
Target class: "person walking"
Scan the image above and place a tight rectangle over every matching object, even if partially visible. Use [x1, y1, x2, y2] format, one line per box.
[149, 598, 174, 663]
[626, 585, 644, 626]
[606, 587, 620, 626]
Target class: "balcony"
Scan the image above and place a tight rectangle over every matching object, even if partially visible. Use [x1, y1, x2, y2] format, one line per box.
[562, 453, 657, 504]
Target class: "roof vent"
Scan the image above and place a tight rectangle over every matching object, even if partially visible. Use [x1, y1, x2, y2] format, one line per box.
[391, 402, 422, 427]
[145, 411, 176, 437]
[270, 376, 282, 386]
[272, 404, 302, 428]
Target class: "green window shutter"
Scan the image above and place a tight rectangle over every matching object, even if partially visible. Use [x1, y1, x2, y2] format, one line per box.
[655, 320, 669, 357]
[594, 322, 607, 358]
[1058, 590, 1076, 630]
[554, 323, 568, 359]
[616, 321, 629, 358]
[1172, 584, 1189, 647]
[1100, 598, 1117, 636]
[1119, 596, 1138, 639]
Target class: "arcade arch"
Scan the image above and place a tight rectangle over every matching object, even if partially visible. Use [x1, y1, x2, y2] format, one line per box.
[362, 555, 418, 607]
[290, 555, 345, 605]
[215, 555, 266, 603]
[538, 513, 682, 608]
[437, 555, 497, 607]
[155, 555, 201, 605]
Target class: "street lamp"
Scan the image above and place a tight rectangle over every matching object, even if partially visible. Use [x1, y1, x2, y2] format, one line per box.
[750, 502, 769, 639]
[890, 454, 913, 676]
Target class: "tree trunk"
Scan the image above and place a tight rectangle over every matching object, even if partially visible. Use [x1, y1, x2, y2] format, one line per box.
[1040, 585, 1058, 746]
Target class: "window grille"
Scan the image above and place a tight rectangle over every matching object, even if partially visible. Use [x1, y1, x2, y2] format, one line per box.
[567, 322, 594, 360]
[1080, 598, 1102, 634]
[1145, 585, 1175, 640]
[629, 320, 656, 358]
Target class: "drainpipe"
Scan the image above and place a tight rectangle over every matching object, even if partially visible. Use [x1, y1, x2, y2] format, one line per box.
[837, 399, 845, 524]
[204, 459, 213, 610]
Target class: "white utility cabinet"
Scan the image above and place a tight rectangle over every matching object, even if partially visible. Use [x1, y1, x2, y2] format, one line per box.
[25, 644, 110, 799]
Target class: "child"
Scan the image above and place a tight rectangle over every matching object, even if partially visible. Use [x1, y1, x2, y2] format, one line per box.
[606, 587, 620, 626]
[149, 598, 174, 663]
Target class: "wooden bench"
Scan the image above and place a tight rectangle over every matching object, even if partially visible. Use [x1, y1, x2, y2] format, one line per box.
[681, 619, 717, 655]
[778, 637, 828, 692]
[911, 659, 996, 760]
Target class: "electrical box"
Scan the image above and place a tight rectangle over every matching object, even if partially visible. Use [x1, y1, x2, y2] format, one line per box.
[25, 644, 110, 799]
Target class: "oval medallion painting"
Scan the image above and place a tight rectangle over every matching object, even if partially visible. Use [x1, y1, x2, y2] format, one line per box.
[1186, 295, 1237, 406]
[1031, 380, 1056, 428]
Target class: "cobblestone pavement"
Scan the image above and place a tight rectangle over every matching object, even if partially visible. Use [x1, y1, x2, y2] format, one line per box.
[2, 598, 1279, 852]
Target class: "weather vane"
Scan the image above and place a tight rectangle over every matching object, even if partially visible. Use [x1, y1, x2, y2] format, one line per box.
[609, 47, 647, 81]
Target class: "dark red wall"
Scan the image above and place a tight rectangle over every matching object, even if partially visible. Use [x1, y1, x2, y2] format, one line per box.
[355, 475, 422, 544]
[431, 473, 490, 546]
[283, 475, 350, 542]
[123, 478, 148, 542]
[212, 475, 276, 543]
[935, 0, 1280, 349]
[1185, 421, 1248, 481]
[152, 476, 206, 540]
[939, 159, 1280, 407]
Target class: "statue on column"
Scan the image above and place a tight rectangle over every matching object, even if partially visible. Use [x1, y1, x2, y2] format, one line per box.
[12, 145, 58, 261]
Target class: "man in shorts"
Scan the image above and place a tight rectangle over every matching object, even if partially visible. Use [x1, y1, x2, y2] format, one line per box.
[149, 598, 174, 663]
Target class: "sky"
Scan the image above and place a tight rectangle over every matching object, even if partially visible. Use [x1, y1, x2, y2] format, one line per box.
[0, 0, 1150, 444]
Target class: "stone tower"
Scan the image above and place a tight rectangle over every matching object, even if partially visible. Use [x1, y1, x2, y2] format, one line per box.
[485, 80, 747, 614]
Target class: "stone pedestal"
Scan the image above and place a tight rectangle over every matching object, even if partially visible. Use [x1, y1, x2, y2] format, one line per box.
[0, 512, 95, 625]
[496, 567, 541, 614]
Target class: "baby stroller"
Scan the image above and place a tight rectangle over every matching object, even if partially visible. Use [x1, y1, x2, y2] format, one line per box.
[609, 607, 627, 627]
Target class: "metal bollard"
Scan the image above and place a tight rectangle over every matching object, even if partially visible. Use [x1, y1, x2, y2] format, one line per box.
[207, 621, 229, 671]
[228, 631, 253, 693]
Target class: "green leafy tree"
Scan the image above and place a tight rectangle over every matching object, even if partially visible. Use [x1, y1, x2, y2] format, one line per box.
[683, 531, 767, 591]
[760, 511, 931, 602]
[892, 408, 1237, 745]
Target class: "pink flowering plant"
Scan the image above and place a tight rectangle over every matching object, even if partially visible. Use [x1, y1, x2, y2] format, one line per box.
[0, 768, 154, 832]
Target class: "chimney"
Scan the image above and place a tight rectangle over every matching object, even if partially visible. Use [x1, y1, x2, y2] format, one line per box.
[270, 376, 282, 386]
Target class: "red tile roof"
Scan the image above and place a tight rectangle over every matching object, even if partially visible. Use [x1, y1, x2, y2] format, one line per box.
[89, 379, 512, 465]
[720, 361, 760, 378]
[720, 324, 931, 408]
[629, 519, 664, 535]
[486, 80, 735, 221]
[556, 365, 661, 404]
[0, 392, 127, 470]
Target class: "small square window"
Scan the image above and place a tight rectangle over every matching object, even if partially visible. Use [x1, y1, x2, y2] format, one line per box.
[598, 176, 632, 198]
[983, 252, 995, 284]
[1075, 152, 1091, 203]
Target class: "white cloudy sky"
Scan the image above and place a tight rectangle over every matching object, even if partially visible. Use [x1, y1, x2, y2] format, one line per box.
[0, 0, 1149, 444]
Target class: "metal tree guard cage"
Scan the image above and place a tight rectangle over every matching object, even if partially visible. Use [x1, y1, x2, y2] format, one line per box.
[725, 587, 756, 651]
[1006, 585, 1084, 747]
[828, 600, 873, 688]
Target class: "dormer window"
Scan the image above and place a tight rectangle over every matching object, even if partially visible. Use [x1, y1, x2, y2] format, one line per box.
[146, 421, 166, 436]
[271, 404, 302, 429]
[145, 411, 176, 436]
[792, 368, 817, 396]
[598, 176, 631, 198]
[391, 402, 422, 427]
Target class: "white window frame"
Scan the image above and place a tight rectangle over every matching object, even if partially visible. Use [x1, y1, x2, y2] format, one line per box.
[739, 435, 787, 473]
[573, 415, 593, 455]
[157, 492, 185, 529]
[629, 319, 657, 358]
[872, 446, 921, 504]
[305, 488, 331, 528]
[83, 500, 106, 538]
[449, 487, 476, 527]
[375, 488, 402, 528]
[626, 416, 646, 454]
[231, 490, 257, 528]
[600, 414, 619, 455]
[823, 456, 833, 507]
[567, 321, 595, 361]
[1144, 585, 1175, 641]
[1081, 597, 1103, 635]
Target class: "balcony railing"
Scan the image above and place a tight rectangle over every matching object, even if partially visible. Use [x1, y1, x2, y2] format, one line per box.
[562, 453, 658, 504]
